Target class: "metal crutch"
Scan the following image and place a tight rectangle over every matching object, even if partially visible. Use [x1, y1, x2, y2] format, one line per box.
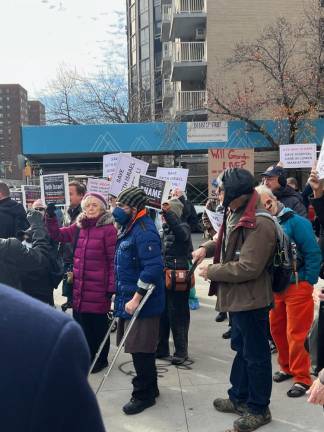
[95, 284, 155, 395]
[88, 316, 118, 376]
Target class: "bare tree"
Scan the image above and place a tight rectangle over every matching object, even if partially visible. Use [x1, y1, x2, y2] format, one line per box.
[208, 2, 324, 148]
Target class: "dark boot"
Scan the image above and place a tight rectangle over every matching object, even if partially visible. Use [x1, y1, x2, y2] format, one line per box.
[215, 312, 227, 322]
[123, 398, 155, 415]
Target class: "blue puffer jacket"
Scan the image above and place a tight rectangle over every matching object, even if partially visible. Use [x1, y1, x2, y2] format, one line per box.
[277, 207, 321, 285]
[114, 213, 165, 319]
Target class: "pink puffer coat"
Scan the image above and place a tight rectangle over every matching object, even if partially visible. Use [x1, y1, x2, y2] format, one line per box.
[46, 211, 117, 314]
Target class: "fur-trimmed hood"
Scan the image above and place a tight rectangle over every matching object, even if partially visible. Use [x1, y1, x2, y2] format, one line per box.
[76, 211, 114, 228]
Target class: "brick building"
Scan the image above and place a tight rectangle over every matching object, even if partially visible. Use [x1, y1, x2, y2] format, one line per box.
[28, 101, 46, 126]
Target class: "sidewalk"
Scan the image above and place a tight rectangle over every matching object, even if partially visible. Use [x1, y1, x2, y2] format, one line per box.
[86, 273, 323, 432]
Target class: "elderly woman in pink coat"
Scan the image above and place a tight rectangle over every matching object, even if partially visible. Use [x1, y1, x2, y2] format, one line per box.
[46, 192, 117, 373]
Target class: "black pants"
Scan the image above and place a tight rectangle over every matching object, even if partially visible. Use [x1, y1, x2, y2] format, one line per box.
[157, 289, 190, 358]
[73, 311, 110, 364]
[228, 308, 272, 415]
[132, 353, 158, 402]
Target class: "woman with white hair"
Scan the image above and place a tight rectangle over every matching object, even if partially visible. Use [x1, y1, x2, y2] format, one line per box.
[46, 192, 117, 373]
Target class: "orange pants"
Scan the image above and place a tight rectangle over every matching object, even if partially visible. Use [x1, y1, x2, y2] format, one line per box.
[270, 281, 314, 386]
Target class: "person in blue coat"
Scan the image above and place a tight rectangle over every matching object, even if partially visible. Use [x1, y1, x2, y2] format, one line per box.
[0, 283, 105, 432]
[257, 185, 321, 398]
[112, 186, 165, 416]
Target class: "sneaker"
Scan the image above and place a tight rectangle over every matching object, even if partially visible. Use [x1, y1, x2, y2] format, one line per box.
[213, 398, 248, 415]
[91, 359, 108, 374]
[189, 298, 200, 310]
[171, 355, 188, 365]
[233, 408, 272, 432]
[215, 312, 227, 322]
[122, 397, 155, 415]
[222, 328, 232, 339]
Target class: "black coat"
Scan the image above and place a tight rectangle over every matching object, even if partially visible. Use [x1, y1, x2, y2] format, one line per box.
[0, 283, 105, 432]
[0, 197, 29, 238]
[0, 216, 51, 293]
[162, 210, 192, 269]
[178, 195, 199, 232]
[274, 186, 307, 218]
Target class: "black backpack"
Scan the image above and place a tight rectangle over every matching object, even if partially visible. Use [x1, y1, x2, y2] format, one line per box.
[256, 211, 295, 293]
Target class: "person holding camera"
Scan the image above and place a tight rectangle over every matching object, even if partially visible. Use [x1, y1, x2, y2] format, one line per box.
[157, 198, 193, 365]
[46, 192, 117, 374]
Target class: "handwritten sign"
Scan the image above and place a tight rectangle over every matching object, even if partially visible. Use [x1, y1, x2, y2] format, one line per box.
[280, 144, 317, 169]
[205, 209, 224, 233]
[208, 149, 254, 196]
[87, 178, 110, 200]
[103, 153, 131, 178]
[156, 167, 189, 191]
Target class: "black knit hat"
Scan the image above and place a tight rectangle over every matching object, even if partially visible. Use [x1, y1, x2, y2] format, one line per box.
[218, 168, 255, 208]
[117, 187, 148, 210]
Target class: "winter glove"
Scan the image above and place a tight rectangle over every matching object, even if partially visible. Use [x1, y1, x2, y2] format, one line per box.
[27, 210, 44, 229]
[46, 203, 56, 218]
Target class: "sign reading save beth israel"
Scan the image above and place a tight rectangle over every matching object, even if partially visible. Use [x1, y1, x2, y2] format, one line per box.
[208, 149, 254, 196]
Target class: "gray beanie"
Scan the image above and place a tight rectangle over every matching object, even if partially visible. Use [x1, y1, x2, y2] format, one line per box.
[165, 198, 184, 219]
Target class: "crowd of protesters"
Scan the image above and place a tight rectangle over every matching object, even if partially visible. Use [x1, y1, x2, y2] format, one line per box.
[0, 162, 324, 432]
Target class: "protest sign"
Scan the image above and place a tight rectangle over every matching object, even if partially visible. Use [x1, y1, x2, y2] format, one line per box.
[109, 154, 149, 197]
[40, 173, 70, 206]
[11, 190, 23, 205]
[87, 178, 110, 200]
[21, 185, 41, 209]
[205, 209, 223, 233]
[279, 144, 317, 169]
[317, 140, 324, 179]
[156, 167, 189, 191]
[103, 153, 131, 178]
[134, 174, 171, 210]
[208, 149, 254, 196]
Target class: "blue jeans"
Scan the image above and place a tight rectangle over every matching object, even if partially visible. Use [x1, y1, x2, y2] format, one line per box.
[228, 308, 272, 414]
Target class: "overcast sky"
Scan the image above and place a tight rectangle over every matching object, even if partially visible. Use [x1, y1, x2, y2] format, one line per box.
[0, 0, 126, 98]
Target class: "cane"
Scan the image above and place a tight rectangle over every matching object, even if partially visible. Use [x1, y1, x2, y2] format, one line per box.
[88, 316, 118, 376]
[95, 284, 155, 395]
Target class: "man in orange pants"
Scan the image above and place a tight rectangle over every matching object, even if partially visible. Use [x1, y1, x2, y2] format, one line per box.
[257, 185, 321, 397]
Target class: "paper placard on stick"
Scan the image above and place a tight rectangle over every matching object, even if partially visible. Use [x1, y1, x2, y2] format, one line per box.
[87, 178, 110, 200]
[156, 167, 189, 191]
[317, 140, 324, 179]
[205, 209, 223, 233]
[21, 185, 41, 210]
[208, 149, 254, 196]
[134, 174, 171, 210]
[11, 190, 23, 205]
[40, 173, 70, 206]
[280, 144, 317, 169]
[109, 154, 149, 197]
[103, 153, 131, 178]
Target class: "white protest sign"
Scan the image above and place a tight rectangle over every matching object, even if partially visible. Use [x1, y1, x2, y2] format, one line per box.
[87, 178, 111, 200]
[279, 143, 317, 169]
[134, 174, 171, 210]
[156, 167, 189, 191]
[103, 153, 131, 178]
[205, 209, 223, 233]
[109, 154, 149, 197]
[317, 139, 324, 179]
[40, 173, 70, 206]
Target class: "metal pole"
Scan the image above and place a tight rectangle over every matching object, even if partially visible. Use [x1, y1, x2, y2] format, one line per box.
[95, 285, 155, 395]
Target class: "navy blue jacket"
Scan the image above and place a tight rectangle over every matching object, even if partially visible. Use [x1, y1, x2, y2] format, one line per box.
[0, 284, 105, 432]
[114, 213, 165, 319]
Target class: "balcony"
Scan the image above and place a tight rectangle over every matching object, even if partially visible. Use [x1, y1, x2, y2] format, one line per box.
[171, 0, 207, 40]
[171, 41, 207, 81]
[162, 80, 180, 108]
[161, 5, 172, 42]
[162, 42, 172, 76]
[173, 90, 208, 117]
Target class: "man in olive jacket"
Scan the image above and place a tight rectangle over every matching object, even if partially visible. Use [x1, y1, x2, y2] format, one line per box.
[193, 168, 276, 432]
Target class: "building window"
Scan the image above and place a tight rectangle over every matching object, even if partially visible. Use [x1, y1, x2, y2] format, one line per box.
[140, 0, 148, 13]
[140, 59, 150, 76]
[321, 0, 324, 7]
[140, 43, 150, 59]
[140, 10, 149, 28]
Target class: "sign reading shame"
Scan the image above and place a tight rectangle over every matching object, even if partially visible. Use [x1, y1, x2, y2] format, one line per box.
[135, 174, 171, 210]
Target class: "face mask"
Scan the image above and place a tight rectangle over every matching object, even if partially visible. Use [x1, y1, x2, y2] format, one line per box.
[112, 207, 132, 226]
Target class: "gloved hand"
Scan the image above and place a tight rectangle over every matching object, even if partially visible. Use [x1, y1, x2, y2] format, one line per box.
[27, 210, 44, 228]
[46, 203, 56, 218]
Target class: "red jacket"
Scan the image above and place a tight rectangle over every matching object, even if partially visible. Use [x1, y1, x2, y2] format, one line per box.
[46, 212, 117, 314]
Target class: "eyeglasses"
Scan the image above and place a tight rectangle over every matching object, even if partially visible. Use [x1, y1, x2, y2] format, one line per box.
[34, 208, 45, 211]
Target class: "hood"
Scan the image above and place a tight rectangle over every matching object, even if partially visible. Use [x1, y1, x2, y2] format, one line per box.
[76, 211, 114, 228]
[275, 186, 303, 203]
[0, 197, 26, 218]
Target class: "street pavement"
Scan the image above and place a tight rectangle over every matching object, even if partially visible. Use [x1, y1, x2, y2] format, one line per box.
[55, 234, 324, 432]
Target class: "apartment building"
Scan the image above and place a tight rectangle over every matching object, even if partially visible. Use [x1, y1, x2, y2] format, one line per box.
[0, 84, 45, 181]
